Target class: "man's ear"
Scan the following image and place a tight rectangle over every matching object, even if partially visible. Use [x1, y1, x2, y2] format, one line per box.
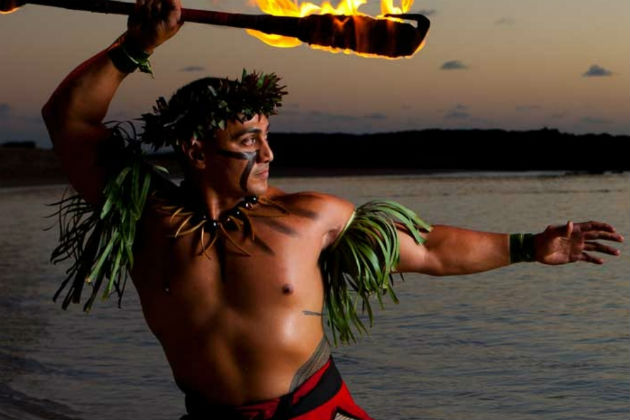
[180, 135, 206, 170]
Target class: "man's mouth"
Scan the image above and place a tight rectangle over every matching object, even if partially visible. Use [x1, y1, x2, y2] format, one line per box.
[255, 167, 270, 176]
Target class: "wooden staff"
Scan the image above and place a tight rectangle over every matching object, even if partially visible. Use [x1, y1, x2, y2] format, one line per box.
[1, 0, 430, 58]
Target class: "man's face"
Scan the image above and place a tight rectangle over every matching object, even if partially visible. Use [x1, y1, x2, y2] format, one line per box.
[202, 114, 273, 197]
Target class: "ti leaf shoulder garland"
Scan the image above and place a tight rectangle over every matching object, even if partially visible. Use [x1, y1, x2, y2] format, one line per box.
[320, 201, 432, 345]
[50, 121, 163, 311]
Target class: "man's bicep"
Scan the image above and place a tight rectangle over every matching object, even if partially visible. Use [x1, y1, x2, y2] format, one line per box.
[395, 227, 440, 275]
[47, 119, 111, 205]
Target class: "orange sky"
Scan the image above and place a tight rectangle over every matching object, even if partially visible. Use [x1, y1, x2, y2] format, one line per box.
[1, 0, 628, 147]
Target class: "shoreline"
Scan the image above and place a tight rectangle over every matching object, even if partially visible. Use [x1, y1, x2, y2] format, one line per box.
[1, 169, 626, 190]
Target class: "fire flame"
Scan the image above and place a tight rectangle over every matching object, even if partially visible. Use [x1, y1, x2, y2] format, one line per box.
[0, 0, 19, 14]
[247, 0, 418, 57]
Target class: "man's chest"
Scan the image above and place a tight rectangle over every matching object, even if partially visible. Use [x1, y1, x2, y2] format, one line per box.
[133, 212, 327, 314]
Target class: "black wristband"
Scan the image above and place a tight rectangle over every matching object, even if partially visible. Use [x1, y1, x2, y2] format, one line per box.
[107, 34, 153, 76]
[509, 233, 536, 263]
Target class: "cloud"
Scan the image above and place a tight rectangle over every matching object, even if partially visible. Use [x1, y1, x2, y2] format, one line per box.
[180, 65, 206, 72]
[516, 105, 541, 112]
[495, 17, 515, 25]
[443, 104, 470, 119]
[580, 116, 612, 125]
[550, 112, 566, 119]
[444, 111, 470, 120]
[278, 110, 387, 127]
[0, 107, 66, 127]
[441, 60, 468, 70]
[22, 114, 44, 124]
[363, 113, 387, 120]
[582, 65, 612, 77]
[274, 109, 383, 132]
[0, 103, 10, 119]
[0, 118, 50, 148]
[311, 111, 358, 121]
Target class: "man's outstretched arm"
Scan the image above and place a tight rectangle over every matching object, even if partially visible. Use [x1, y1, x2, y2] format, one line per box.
[395, 221, 624, 276]
[41, 0, 183, 204]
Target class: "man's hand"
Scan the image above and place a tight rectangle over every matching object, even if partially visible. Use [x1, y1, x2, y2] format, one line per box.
[534, 221, 624, 265]
[126, 0, 183, 54]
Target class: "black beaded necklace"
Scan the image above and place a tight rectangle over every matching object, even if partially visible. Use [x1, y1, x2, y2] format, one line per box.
[156, 191, 288, 253]
[189, 195, 261, 257]
[155, 193, 289, 293]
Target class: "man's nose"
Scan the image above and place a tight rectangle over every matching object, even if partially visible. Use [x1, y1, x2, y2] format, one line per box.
[258, 139, 274, 163]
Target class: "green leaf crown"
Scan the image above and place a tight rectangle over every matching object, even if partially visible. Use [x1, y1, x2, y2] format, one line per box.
[140, 69, 287, 151]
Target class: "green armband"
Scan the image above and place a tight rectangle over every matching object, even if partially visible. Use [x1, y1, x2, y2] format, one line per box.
[107, 34, 154, 77]
[509, 233, 536, 263]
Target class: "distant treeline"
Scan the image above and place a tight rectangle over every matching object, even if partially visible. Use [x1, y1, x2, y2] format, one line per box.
[1, 141, 36, 149]
[2, 129, 628, 186]
[266, 128, 628, 173]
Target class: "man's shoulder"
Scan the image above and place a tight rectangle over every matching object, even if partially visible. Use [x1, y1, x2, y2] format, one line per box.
[267, 187, 354, 248]
[267, 187, 354, 215]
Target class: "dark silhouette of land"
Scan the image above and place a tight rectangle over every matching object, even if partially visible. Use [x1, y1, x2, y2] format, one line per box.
[267, 128, 628, 175]
[0, 141, 66, 186]
[2, 129, 628, 187]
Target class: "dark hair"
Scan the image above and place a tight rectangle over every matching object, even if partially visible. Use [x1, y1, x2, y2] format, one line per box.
[139, 70, 287, 153]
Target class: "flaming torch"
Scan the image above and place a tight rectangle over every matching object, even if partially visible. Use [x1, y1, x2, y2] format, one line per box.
[0, 0, 430, 59]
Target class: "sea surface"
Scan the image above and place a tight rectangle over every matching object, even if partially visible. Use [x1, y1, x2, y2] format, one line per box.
[1, 173, 628, 420]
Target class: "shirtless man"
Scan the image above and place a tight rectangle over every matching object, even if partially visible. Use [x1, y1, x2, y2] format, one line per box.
[41, 1, 623, 419]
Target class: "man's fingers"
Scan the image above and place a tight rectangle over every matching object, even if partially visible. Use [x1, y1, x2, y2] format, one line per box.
[580, 221, 618, 233]
[129, 0, 145, 25]
[583, 231, 625, 242]
[166, 0, 183, 27]
[584, 241, 621, 256]
[579, 252, 603, 265]
[153, 0, 162, 18]
[166, 0, 180, 12]
[565, 220, 574, 238]
[132, 0, 177, 25]
[140, 0, 153, 21]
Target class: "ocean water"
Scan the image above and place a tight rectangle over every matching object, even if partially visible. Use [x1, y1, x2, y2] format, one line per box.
[1, 173, 628, 420]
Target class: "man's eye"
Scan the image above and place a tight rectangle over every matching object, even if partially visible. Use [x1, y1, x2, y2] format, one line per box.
[242, 137, 257, 146]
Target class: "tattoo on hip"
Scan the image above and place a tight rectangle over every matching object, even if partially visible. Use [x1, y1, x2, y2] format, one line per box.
[289, 336, 331, 392]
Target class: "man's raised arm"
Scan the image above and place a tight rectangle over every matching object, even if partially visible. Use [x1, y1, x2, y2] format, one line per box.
[41, 0, 183, 204]
[396, 221, 623, 276]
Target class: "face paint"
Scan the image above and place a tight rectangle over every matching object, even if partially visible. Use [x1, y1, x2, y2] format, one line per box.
[216, 148, 259, 192]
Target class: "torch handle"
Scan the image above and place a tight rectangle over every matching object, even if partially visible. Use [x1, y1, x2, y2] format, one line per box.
[16, 0, 299, 30]
[4, 0, 429, 58]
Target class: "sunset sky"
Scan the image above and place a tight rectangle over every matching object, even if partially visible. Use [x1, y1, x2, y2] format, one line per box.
[1, 0, 628, 148]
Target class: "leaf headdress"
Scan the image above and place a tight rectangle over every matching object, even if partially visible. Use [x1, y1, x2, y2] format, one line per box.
[141, 70, 286, 150]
